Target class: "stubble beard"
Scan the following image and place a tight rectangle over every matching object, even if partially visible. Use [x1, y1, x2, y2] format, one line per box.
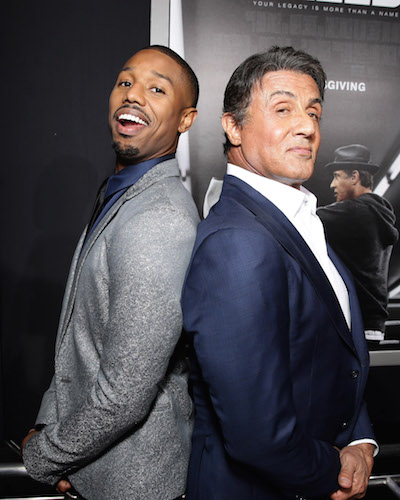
[112, 140, 141, 167]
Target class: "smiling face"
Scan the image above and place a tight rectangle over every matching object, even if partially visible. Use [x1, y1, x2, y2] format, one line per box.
[109, 49, 197, 170]
[222, 70, 322, 188]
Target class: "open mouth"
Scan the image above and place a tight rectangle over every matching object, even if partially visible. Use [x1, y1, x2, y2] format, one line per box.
[115, 110, 150, 136]
[118, 113, 148, 127]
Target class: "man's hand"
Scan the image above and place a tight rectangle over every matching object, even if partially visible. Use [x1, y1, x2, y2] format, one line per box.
[330, 443, 374, 499]
[56, 479, 72, 493]
[21, 428, 71, 494]
[21, 429, 38, 455]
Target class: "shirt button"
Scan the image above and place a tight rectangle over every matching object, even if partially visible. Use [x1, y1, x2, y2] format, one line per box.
[351, 370, 359, 379]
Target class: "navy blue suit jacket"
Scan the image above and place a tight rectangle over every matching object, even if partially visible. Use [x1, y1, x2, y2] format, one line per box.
[182, 175, 374, 500]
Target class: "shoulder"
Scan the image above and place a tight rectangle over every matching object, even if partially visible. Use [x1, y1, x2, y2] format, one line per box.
[317, 198, 371, 225]
[182, 220, 292, 321]
[101, 180, 198, 275]
[318, 198, 359, 214]
[360, 193, 395, 212]
[189, 213, 287, 286]
[192, 184, 293, 264]
[113, 176, 199, 241]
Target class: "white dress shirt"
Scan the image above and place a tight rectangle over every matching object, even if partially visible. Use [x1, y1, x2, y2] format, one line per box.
[208, 164, 378, 454]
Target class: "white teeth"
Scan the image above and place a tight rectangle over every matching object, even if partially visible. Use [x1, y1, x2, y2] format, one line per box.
[118, 113, 148, 126]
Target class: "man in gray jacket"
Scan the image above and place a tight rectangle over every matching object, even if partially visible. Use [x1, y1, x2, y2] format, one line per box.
[21, 45, 199, 500]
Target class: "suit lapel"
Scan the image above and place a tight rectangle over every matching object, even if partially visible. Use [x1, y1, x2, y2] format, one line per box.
[55, 194, 125, 355]
[223, 176, 357, 355]
[56, 159, 180, 356]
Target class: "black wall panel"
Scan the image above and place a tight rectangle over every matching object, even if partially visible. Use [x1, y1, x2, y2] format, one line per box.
[0, 0, 151, 441]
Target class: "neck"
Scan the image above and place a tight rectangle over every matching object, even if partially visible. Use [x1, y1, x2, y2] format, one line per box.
[227, 151, 304, 191]
[115, 152, 176, 174]
[354, 185, 372, 198]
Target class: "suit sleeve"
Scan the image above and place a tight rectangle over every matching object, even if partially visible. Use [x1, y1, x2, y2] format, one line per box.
[182, 227, 341, 498]
[23, 206, 197, 485]
[35, 376, 57, 426]
[349, 401, 375, 444]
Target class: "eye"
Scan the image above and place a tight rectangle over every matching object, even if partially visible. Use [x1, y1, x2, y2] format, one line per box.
[118, 80, 132, 88]
[308, 111, 321, 122]
[150, 87, 165, 94]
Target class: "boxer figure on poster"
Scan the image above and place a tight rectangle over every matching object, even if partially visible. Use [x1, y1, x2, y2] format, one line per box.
[318, 144, 398, 343]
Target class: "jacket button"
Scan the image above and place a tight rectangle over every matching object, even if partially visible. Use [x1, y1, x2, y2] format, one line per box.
[342, 421, 349, 429]
[351, 370, 359, 379]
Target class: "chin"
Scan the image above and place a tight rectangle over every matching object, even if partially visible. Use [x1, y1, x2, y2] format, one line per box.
[285, 164, 314, 183]
[112, 141, 140, 166]
[287, 174, 312, 186]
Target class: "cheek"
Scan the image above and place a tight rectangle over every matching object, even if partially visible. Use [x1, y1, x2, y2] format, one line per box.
[314, 131, 321, 151]
[157, 113, 181, 135]
[264, 124, 289, 151]
[109, 89, 117, 105]
[109, 93, 119, 118]
[249, 125, 279, 149]
[154, 104, 178, 125]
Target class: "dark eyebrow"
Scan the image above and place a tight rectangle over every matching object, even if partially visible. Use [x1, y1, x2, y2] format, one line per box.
[268, 90, 322, 106]
[269, 90, 295, 100]
[119, 66, 173, 86]
[309, 97, 322, 107]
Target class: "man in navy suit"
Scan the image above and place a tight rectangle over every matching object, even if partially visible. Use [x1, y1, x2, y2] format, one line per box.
[182, 46, 377, 500]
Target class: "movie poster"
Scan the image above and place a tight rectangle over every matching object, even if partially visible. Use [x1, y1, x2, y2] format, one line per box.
[180, 0, 400, 303]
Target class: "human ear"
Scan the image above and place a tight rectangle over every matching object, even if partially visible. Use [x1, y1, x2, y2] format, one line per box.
[178, 108, 198, 134]
[222, 113, 241, 147]
[351, 170, 360, 184]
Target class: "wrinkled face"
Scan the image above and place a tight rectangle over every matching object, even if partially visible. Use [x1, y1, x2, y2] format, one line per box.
[223, 70, 322, 188]
[330, 170, 355, 201]
[109, 49, 196, 169]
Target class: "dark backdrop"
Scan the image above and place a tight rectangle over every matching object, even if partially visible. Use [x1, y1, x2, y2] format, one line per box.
[0, 0, 151, 442]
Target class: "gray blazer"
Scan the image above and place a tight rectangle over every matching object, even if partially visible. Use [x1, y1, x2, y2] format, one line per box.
[23, 159, 200, 500]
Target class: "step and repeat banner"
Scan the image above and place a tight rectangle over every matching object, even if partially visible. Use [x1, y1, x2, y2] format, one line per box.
[177, 0, 400, 294]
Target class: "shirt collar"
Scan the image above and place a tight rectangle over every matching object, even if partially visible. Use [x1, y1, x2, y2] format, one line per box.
[226, 163, 317, 221]
[105, 153, 175, 200]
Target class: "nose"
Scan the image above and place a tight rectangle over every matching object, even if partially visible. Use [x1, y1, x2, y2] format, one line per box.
[292, 111, 318, 138]
[124, 82, 146, 106]
[330, 178, 336, 189]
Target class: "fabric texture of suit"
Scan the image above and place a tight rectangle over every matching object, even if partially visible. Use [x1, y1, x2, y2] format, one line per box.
[23, 159, 199, 500]
[182, 175, 374, 500]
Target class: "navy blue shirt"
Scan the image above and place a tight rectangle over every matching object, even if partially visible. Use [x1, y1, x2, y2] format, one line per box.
[87, 154, 175, 239]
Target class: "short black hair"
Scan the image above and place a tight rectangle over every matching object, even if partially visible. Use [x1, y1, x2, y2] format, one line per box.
[143, 45, 199, 108]
[223, 46, 326, 154]
[343, 168, 374, 189]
